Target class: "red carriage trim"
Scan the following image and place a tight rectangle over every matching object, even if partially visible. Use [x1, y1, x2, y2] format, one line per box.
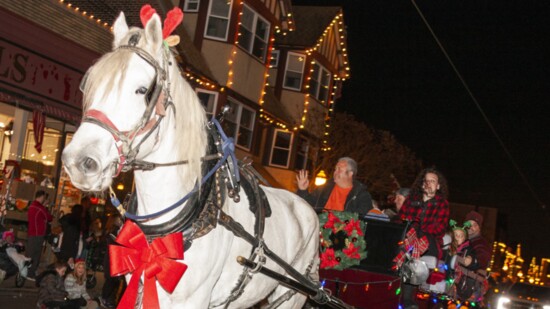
[109, 220, 187, 309]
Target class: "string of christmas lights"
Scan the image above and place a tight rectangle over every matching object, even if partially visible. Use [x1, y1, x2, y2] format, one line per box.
[58, 0, 111, 29]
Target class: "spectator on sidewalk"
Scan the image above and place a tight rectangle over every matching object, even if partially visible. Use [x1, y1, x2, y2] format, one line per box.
[37, 260, 82, 309]
[27, 190, 52, 280]
[58, 204, 84, 268]
[65, 259, 98, 309]
[99, 214, 124, 308]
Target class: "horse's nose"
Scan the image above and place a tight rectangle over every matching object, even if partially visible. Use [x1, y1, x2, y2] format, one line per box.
[80, 156, 100, 174]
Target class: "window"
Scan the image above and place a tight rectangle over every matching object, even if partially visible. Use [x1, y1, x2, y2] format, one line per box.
[270, 50, 279, 68]
[294, 137, 309, 170]
[309, 62, 331, 104]
[196, 89, 218, 119]
[222, 99, 255, 150]
[283, 52, 305, 90]
[24, 122, 62, 167]
[237, 5, 270, 61]
[183, 0, 200, 12]
[205, 0, 232, 40]
[269, 129, 293, 168]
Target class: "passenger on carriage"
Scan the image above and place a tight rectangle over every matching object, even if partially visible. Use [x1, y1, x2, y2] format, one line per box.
[398, 168, 450, 309]
[464, 210, 491, 269]
[443, 219, 484, 300]
[444, 220, 478, 273]
[384, 187, 410, 220]
[365, 200, 390, 221]
[296, 157, 373, 215]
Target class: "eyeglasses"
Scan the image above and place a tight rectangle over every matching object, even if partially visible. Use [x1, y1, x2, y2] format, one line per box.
[423, 179, 438, 185]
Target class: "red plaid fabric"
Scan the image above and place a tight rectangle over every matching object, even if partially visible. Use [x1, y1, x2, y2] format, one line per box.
[398, 193, 449, 258]
[393, 228, 429, 267]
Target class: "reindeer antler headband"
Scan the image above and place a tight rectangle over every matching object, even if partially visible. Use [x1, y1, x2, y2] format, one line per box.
[140, 4, 184, 47]
[449, 219, 471, 234]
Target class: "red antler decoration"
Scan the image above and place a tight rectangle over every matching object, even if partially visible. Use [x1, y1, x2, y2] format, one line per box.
[140, 4, 184, 39]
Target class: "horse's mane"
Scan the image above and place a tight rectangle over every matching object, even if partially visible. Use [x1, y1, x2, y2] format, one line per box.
[82, 28, 207, 190]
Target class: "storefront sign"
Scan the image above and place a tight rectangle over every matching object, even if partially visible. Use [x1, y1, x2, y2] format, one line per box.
[0, 38, 83, 111]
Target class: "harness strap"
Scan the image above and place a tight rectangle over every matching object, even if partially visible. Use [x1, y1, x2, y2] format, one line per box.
[217, 211, 319, 291]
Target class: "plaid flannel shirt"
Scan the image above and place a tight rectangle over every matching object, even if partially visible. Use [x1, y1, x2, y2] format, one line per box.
[399, 193, 449, 257]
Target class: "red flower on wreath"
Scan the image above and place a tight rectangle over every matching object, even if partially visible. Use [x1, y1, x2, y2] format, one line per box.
[323, 212, 342, 232]
[344, 219, 363, 236]
[343, 242, 360, 259]
[320, 248, 340, 268]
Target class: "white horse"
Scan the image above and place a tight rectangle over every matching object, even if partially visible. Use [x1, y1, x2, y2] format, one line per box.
[61, 10, 319, 309]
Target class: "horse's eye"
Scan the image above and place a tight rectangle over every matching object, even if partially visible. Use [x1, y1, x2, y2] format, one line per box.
[135, 87, 148, 95]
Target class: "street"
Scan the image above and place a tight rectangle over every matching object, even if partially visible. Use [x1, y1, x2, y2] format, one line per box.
[0, 248, 107, 309]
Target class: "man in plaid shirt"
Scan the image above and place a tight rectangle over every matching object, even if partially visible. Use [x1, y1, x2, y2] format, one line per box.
[398, 167, 450, 309]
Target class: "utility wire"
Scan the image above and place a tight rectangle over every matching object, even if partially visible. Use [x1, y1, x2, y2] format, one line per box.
[410, 0, 547, 214]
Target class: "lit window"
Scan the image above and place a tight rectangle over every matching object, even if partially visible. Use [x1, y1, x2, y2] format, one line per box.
[205, 0, 232, 40]
[270, 50, 280, 68]
[309, 62, 331, 104]
[283, 52, 305, 91]
[222, 99, 255, 150]
[269, 129, 293, 168]
[196, 89, 218, 119]
[237, 5, 270, 62]
[183, 0, 200, 12]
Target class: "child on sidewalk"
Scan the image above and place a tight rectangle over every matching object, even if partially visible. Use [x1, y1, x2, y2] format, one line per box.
[65, 259, 98, 308]
[37, 261, 84, 309]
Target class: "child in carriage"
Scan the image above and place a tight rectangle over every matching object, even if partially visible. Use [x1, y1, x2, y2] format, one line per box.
[444, 219, 484, 301]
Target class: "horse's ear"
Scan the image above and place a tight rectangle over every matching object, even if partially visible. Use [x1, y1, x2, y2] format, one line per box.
[144, 14, 163, 53]
[113, 12, 130, 48]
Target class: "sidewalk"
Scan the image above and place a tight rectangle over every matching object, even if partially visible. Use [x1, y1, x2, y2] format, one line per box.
[0, 244, 107, 308]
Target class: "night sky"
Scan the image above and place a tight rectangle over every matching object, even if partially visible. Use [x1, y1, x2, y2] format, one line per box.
[293, 0, 550, 258]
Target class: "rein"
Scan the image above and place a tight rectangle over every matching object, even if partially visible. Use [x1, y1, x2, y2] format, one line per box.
[119, 118, 238, 221]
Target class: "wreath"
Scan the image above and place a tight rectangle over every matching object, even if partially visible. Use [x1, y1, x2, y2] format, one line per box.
[319, 211, 367, 270]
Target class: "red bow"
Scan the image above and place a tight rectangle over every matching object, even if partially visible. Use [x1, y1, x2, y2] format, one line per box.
[110, 221, 187, 309]
[392, 228, 429, 267]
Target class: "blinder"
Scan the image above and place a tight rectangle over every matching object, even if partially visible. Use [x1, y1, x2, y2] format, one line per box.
[80, 34, 171, 177]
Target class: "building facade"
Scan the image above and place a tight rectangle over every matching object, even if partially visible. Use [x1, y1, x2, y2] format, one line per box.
[0, 0, 351, 223]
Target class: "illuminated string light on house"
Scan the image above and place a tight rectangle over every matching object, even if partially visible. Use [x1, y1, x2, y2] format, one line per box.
[305, 13, 350, 80]
[59, 0, 110, 28]
[226, 0, 244, 87]
[258, 36, 276, 112]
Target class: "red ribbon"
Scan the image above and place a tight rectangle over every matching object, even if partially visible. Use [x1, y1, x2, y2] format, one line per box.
[109, 221, 187, 309]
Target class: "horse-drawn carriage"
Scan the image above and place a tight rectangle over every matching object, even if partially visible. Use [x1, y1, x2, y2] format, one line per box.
[60, 6, 488, 308]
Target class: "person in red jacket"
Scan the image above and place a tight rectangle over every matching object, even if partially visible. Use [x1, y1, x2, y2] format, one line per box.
[26, 190, 52, 280]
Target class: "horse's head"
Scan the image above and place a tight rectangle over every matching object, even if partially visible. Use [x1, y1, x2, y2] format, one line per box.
[63, 11, 207, 192]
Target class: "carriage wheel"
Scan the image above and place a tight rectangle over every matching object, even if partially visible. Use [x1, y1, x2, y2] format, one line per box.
[15, 272, 26, 288]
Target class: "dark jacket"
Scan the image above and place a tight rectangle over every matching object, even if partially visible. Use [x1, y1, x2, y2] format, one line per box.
[469, 235, 491, 269]
[297, 179, 373, 215]
[37, 270, 68, 305]
[58, 214, 81, 262]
